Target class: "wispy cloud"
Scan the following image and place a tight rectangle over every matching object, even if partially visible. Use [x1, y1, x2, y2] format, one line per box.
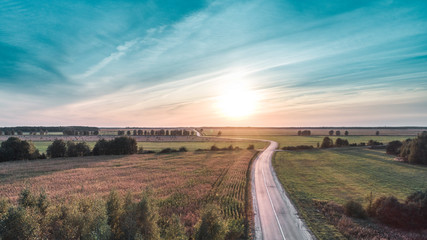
[0, 0, 426, 126]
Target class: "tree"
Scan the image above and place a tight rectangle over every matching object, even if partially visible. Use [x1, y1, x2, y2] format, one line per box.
[400, 132, 427, 164]
[297, 130, 302, 136]
[336, 130, 341, 136]
[217, 131, 222, 137]
[345, 130, 349, 136]
[93, 139, 110, 155]
[107, 190, 124, 239]
[301, 130, 311, 136]
[376, 130, 380, 136]
[47, 139, 67, 158]
[164, 214, 186, 240]
[67, 141, 91, 157]
[195, 204, 228, 240]
[320, 137, 333, 148]
[335, 138, 349, 147]
[0, 137, 40, 161]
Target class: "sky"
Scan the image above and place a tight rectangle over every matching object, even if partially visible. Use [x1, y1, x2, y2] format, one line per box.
[0, 0, 426, 127]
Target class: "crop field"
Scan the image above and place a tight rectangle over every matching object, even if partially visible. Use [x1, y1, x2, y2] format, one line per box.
[202, 127, 426, 136]
[0, 150, 258, 235]
[273, 147, 427, 239]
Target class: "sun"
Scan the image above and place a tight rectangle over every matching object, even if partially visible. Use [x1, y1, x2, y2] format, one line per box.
[217, 81, 258, 118]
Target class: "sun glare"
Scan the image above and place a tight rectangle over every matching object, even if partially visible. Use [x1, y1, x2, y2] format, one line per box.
[217, 81, 258, 118]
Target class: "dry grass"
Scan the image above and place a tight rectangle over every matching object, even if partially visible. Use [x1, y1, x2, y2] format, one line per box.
[0, 150, 257, 234]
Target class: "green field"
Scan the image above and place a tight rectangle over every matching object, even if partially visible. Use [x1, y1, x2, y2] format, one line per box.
[221, 135, 412, 149]
[273, 147, 427, 239]
[31, 141, 267, 154]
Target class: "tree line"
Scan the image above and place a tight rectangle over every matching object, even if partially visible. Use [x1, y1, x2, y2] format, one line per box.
[0, 126, 99, 135]
[118, 129, 195, 136]
[0, 136, 139, 162]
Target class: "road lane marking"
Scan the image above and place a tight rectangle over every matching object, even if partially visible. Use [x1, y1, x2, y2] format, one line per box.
[261, 149, 287, 240]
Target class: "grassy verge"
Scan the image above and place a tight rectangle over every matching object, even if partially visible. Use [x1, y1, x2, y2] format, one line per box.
[272, 147, 427, 239]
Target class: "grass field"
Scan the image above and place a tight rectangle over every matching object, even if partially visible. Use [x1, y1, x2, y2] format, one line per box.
[202, 127, 426, 136]
[28, 140, 267, 154]
[0, 150, 258, 237]
[273, 147, 427, 239]
[219, 135, 413, 149]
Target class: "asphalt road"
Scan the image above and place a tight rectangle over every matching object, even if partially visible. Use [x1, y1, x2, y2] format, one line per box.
[252, 141, 313, 240]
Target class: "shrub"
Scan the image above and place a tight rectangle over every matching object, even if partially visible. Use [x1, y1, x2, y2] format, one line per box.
[195, 204, 228, 240]
[247, 144, 255, 150]
[335, 138, 349, 147]
[386, 140, 402, 155]
[107, 190, 123, 239]
[18, 188, 37, 209]
[48, 198, 111, 240]
[282, 145, 314, 150]
[1, 207, 41, 239]
[163, 214, 187, 240]
[321, 137, 334, 148]
[159, 148, 178, 154]
[343, 200, 366, 219]
[210, 145, 219, 151]
[47, 139, 67, 158]
[179, 147, 188, 152]
[367, 140, 383, 146]
[226, 219, 244, 240]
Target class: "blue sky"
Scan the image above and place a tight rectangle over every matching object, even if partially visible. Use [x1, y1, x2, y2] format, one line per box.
[0, 0, 426, 127]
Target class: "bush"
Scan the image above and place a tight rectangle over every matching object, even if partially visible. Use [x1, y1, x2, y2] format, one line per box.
[335, 138, 349, 147]
[159, 148, 178, 154]
[179, 147, 188, 152]
[163, 214, 187, 240]
[247, 144, 255, 150]
[47, 139, 67, 158]
[343, 200, 366, 219]
[367, 190, 427, 230]
[195, 204, 228, 240]
[226, 219, 244, 240]
[367, 140, 383, 146]
[210, 145, 219, 151]
[386, 140, 403, 155]
[321, 137, 334, 148]
[1, 207, 41, 239]
[282, 145, 314, 150]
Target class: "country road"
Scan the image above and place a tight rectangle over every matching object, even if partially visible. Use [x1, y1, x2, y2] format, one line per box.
[252, 140, 313, 240]
[191, 129, 313, 239]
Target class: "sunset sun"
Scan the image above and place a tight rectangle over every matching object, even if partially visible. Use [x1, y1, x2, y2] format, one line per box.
[217, 82, 258, 118]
